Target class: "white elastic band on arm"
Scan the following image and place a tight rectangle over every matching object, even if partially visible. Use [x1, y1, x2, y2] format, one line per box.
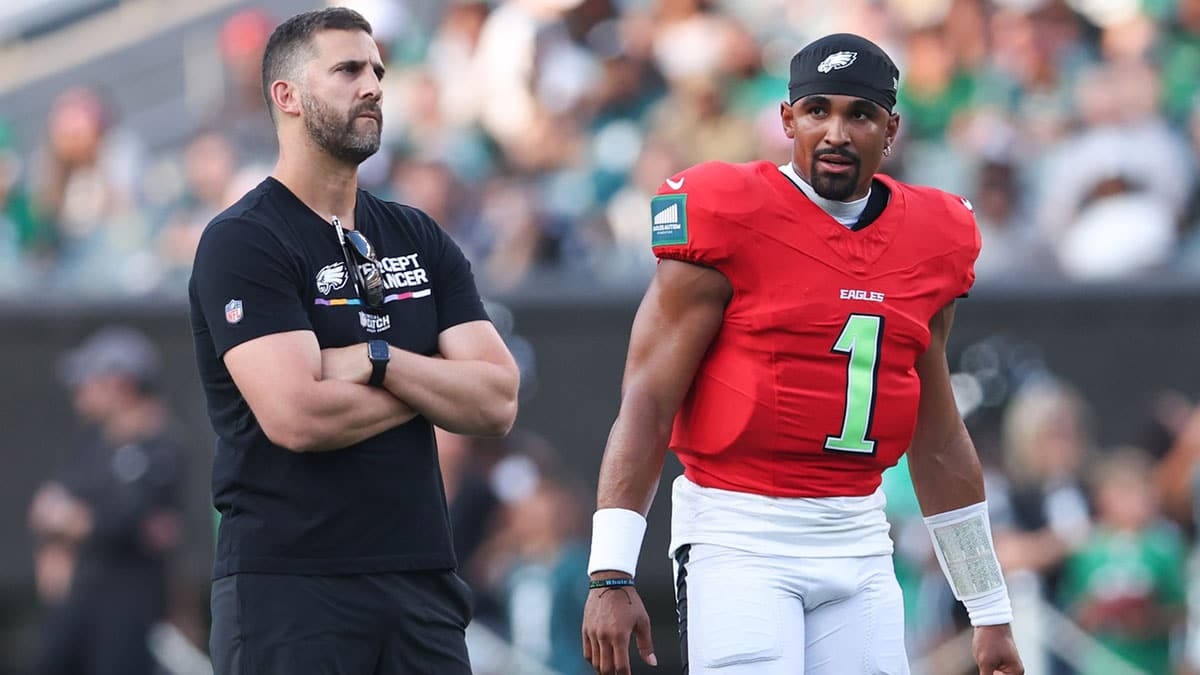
[587, 508, 648, 577]
[923, 501, 1013, 626]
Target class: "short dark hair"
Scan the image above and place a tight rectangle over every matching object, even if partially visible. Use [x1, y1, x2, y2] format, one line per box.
[260, 7, 373, 124]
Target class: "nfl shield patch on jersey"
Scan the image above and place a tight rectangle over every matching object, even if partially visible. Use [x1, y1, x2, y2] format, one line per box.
[225, 299, 244, 324]
[651, 194, 688, 247]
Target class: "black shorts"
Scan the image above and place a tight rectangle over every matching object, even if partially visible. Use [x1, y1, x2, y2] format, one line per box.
[209, 571, 473, 675]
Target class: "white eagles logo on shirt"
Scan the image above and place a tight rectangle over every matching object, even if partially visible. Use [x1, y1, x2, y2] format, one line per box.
[316, 262, 349, 295]
[818, 51, 857, 73]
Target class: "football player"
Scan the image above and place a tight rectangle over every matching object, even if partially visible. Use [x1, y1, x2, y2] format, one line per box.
[582, 33, 1024, 675]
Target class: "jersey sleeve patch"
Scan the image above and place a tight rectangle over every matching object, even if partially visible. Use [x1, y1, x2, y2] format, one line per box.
[651, 193, 688, 247]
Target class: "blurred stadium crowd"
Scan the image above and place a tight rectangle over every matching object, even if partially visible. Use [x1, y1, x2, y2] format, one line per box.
[3, 0, 1200, 298]
[9, 0, 1200, 674]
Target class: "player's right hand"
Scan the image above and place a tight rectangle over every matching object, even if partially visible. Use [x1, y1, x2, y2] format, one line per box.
[582, 575, 657, 674]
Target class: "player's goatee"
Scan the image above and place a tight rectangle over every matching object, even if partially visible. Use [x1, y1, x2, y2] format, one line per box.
[301, 91, 381, 165]
[810, 157, 860, 201]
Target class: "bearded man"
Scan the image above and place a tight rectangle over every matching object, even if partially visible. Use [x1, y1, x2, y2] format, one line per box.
[188, 8, 519, 674]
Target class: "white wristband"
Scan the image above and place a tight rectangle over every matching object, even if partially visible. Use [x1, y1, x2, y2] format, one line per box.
[587, 508, 647, 577]
[924, 501, 1013, 626]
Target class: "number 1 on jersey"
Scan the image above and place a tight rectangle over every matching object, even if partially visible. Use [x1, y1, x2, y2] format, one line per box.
[824, 314, 883, 454]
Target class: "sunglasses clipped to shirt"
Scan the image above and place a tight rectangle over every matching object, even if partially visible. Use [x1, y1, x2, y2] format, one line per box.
[331, 216, 384, 310]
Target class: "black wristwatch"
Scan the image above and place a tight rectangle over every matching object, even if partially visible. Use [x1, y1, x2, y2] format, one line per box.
[367, 339, 390, 387]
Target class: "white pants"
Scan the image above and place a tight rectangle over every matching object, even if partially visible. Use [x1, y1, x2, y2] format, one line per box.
[674, 543, 910, 674]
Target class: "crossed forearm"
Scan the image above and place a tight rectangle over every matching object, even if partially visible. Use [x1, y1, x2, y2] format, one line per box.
[282, 379, 418, 452]
[382, 349, 518, 436]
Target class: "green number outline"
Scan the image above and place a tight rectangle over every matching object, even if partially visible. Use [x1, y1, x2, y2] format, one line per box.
[823, 313, 883, 455]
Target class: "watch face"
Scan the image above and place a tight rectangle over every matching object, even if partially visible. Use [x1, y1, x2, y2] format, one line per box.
[369, 340, 390, 361]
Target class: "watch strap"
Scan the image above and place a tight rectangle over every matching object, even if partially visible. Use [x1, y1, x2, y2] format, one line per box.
[367, 340, 389, 387]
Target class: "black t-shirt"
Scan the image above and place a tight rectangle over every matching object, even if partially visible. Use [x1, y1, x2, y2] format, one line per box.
[188, 177, 489, 578]
[58, 425, 183, 570]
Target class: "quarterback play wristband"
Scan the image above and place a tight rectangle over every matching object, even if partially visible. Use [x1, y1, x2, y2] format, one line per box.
[924, 501, 1013, 626]
[587, 508, 647, 577]
[589, 578, 636, 590]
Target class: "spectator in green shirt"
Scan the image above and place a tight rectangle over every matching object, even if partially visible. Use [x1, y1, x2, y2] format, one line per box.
[1059, 447, 1187, 675]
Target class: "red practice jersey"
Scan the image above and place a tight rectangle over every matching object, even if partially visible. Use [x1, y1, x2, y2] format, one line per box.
[651, 160, 979, 498]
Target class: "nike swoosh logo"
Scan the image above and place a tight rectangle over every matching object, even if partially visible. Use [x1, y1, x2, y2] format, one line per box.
[666, 177, 685, 190]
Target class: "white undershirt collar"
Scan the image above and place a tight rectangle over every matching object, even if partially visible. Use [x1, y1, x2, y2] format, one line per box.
[778, 162, 870, 228]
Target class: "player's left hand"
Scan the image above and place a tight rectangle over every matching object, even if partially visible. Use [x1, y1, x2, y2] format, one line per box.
[973, 623, 1024, 674]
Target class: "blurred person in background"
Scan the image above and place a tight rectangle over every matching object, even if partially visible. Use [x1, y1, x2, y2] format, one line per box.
[1058, 448, 1186, 675]
[1155, 392, 1200, 527]
[1159, 0, 1200, 124]
[437, 306, 542, 635]
[648, 74, 758, 166]
[969, 156, 1058, 282]
[1038, 59, 1193, 280]
[388, 158, 483, 259]
[153, 130, 242, 295]
[472, 0, 598, 165]
[423, 1, 490, 130]
[28, 86, 151, 294]
[1176, 97, 1200, 272]
[993, 380, 1093, 592]
[30, 88, 143, 230]
[1098, 10, 1159, 67]
[0, 119, 51, 292]
[393, 3, 496, 183]
[643, 0, 761, 167]
[1149, 395, 1200, 675]
[28, 326, 185, 675]
[1002, 0, 1090, 133]
[206, 9, 278, 162]
[896, 27, 976, 144]
[495, 455, 590, 675]
[435, 427, 507, 629]
[189, 8, 518, 674]
[453, 439, 590, 675]
[601, 138, 684, 279]
[583, 33, 1022, 675]
[583, 22, 667, 134]
[891, 25, 982, 197]
[648, 0, 731, 85]
[385, 69, 481, 171]
[475, 178, 564, 291]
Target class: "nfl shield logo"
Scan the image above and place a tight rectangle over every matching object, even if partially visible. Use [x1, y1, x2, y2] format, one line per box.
[225, 299, 244, 324]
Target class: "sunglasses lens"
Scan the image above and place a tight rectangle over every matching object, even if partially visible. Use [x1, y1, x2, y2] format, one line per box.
[345, 230, 376, 261]
[338, 229, 383, 309]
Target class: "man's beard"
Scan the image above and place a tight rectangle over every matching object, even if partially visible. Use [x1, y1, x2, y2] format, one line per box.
[810, 151, 861, 201]
[301, 91, 381, 166]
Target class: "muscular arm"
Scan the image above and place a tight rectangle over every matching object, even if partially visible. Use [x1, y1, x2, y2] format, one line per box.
[224, 330, 417, 453]
[381, 320, 519, 437]
[596, 259, 731, 516]
[910, 303, 1024, 673]
[583, 260, 730, 674]
[907, 302, 986, 514]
